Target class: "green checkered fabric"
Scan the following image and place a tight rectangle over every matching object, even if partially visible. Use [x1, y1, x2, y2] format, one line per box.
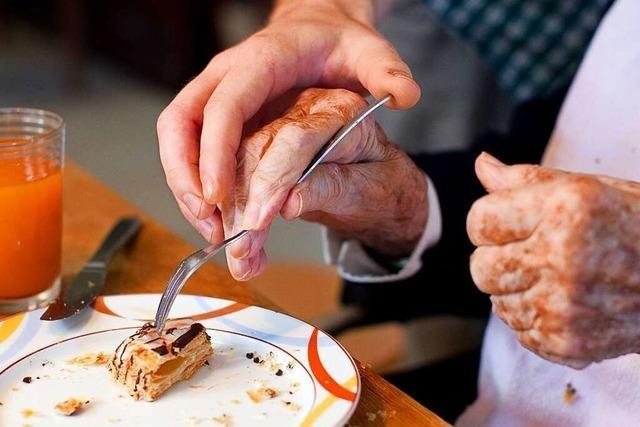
[423, 0, 612, 100]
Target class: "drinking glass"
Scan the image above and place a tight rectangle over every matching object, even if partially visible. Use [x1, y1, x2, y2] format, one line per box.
[0, 108, 64, 314]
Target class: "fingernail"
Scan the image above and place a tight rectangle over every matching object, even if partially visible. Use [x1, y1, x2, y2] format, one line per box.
[232, 258, 252, 281]
[202, 175, 216, 202]
[195, 218, 214, 240]
[481, 152, 505, 167]
[293, 192, 303, 218]
[242, 201, 261, 230]
[182, 193, 203, 218]
[388, 69, 413, 80]
[231, 235, 251, 259]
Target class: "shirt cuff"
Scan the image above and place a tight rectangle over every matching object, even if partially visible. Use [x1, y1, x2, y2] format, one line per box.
[322, 174, 442, 283]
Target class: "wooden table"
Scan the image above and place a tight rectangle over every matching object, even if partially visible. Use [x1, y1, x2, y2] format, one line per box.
[63, 161, 449, 427]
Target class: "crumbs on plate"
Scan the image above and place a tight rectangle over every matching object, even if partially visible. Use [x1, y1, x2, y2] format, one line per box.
[212, 413, 233, 425]
[563, 382, 577, 404]
[21, 408, 39, 418]
[66, 352, 110, 366]
[247, 384, 279, 403]
[54, 398, 90, 416]
[282, 400, 301, 412]
[246, 351, 295, 376]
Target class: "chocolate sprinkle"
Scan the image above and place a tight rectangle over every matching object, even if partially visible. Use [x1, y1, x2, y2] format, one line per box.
[246, 352, 254, 359]
[22, 377, 32, 384]
[172, 323, 204, 349]
[275, 369, 283, 376]
[151, 345, 169, 356]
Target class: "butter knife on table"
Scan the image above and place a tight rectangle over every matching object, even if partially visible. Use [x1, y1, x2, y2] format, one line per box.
[41, 217, 142, 321]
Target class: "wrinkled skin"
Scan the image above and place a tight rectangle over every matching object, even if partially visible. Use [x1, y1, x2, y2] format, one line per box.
[468, 152, 640, 368]
[156, 0, 421, 250]
[221, 88, 428, 280]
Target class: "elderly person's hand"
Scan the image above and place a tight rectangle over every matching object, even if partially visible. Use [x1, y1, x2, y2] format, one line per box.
[157, 0, 421, 241]
[467, 152, 640, 368]
[219, 88, 428, 280]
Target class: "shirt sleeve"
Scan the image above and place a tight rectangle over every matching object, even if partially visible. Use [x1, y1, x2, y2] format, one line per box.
[322, 174, 442, 283]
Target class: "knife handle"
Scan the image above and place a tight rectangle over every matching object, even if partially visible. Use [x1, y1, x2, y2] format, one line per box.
[90, 217, 142, 265]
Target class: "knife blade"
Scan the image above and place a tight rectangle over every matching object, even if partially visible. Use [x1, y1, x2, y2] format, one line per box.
[41, 217, 142, 321]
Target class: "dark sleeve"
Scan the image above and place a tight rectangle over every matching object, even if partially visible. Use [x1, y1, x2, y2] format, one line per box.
[341, 88, 567, 324]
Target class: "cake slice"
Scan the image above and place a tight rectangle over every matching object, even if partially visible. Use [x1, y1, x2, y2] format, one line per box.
[108, 319, 213, 401]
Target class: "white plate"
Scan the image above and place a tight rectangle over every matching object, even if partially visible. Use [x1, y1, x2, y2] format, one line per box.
[0, 294, 360, 426]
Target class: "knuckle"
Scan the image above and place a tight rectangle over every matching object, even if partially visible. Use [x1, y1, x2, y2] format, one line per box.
[333, 88, 367, 109]
[467, 199, 487, 242]
[550, 177, 607, 219]
[156, 105, 178, 135]
[252, 169, 286, 197]
[276, 124, 308, 150]
[324, 163, 345, 199]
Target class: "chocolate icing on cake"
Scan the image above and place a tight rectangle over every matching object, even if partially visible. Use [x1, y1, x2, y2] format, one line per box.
[108, 318, 213, 401]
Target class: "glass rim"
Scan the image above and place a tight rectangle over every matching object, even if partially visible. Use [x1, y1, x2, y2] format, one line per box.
[0, 107, 65, 150]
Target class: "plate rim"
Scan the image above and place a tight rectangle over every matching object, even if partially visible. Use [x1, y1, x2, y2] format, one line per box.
[0, 293, 362, 426]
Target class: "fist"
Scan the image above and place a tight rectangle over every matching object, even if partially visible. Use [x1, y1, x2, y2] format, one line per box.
[467, 153, 640, 368]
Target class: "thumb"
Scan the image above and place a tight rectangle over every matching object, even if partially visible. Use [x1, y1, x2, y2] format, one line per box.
[475, 152, 562, 192]
[354, 37, 421, 110]
[280, 163, 347, 220]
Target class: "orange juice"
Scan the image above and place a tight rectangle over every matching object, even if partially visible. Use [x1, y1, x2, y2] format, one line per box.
[0, 141, 62, 299]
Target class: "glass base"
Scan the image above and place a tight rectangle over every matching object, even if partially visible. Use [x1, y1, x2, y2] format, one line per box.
[0, 276, 60, 315]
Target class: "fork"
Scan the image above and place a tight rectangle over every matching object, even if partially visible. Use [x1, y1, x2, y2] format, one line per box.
[154, 94, 392, 331]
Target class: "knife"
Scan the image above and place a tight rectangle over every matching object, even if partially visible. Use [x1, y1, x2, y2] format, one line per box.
[41, 217, 142, 321]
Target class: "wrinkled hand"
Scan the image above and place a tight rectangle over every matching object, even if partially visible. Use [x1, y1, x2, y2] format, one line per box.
[467, 153, 640, 368]
[157, 0, 421, 243]
[222, 88, 428, 281]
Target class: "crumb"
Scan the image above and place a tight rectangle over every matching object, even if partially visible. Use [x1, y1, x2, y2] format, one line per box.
[246, 352, 254, 359]
[563, 383, 577, 404]
[41, 360, 53, 367]
[282, 401, 301, 412]
[204, 360, 210, 366]
[275, 369, 283, 376]
[361, 362, 372, 370]
[54, 398, 89, 416]
[11, 387, 19, 392]
[187, 416, 207, 425]
[366, 411, 377, 421]
[212, 413, 233, 426]
[188, 384, 204, 389]
[21, 409, 38, 418]
[376, 409, 396, 419]
[230, 399, 241, 405]
[108, 417, 122, 423]
[22, 377, 32, 384]
[287, 361, 295, 370]
[247, 387, 279, 403]
[66, 352, 110, 366]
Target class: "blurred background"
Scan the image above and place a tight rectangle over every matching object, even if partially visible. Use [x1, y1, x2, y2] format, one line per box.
[1, 0, 511, 419]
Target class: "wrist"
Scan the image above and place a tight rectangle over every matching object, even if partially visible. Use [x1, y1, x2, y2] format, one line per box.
[351, 160, 429, 258]
[270, 0, 375, 26]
